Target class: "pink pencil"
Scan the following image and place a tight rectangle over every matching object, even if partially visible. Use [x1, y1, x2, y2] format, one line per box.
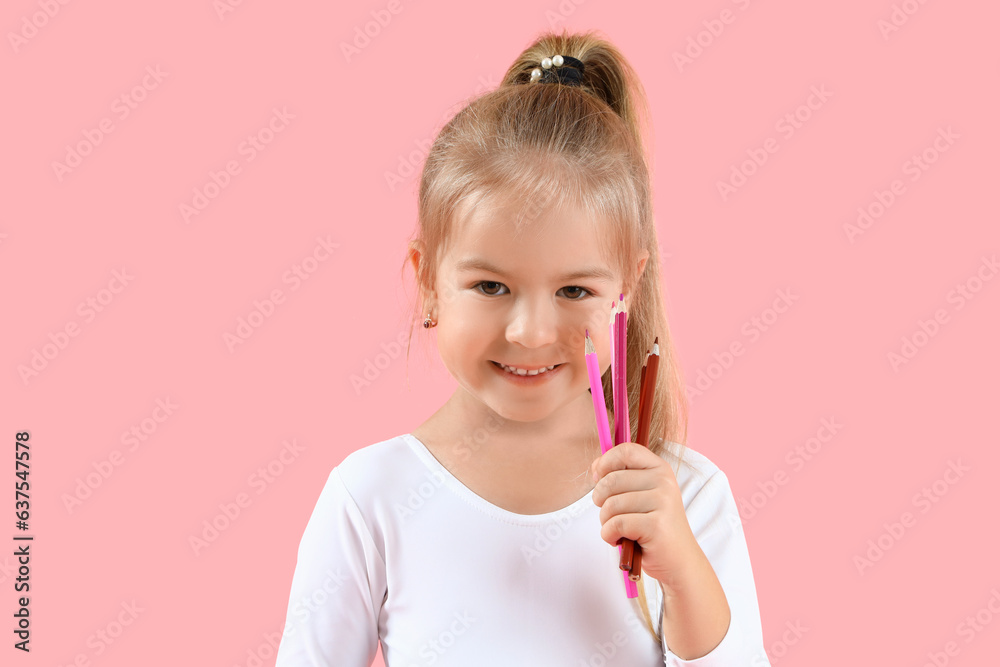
[584, 330, 613, 455]
[592, 319, 641, 599]
[608, 300, 617, 432]
[615, 294, 630, 445]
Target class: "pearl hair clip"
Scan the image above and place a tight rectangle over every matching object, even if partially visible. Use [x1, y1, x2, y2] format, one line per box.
[529, 54, 585, 86]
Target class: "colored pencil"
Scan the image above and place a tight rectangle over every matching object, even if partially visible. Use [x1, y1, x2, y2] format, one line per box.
[635, 341, 658, 449]
[584, 330, 613, 456]
[615, 294, 630, 445]
[590, 320, 639, 599]
[613, 294, 642, 575]
[608, 300, 618, 435]
[619, 347, 650, 573]
[625, 338, 659, 581]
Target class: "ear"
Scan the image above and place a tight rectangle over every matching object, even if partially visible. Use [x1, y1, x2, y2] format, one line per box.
[408, 240, 422, 277]
[632, 248, 649, 291]
[408, 239, 433, 300]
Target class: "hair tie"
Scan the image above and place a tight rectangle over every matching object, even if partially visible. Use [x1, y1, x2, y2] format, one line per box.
[529, 54, 585, 87]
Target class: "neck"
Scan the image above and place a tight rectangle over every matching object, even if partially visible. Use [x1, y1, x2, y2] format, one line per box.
[440, 388, 603, 464]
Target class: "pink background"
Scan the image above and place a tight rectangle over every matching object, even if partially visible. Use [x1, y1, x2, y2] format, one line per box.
[2, 0, 998, 665]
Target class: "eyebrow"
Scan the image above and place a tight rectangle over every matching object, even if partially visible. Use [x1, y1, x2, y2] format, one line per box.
[454, 257, 615, 283]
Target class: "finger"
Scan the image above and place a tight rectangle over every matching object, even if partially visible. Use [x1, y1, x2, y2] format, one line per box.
[598, 488, 659, 527]
[592, 442, 657, 480]
[592, 468, 663, 507]
[600, 511, 650, 549]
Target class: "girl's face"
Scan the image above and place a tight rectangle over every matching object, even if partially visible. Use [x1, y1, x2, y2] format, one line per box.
[429, 198, 647, 426]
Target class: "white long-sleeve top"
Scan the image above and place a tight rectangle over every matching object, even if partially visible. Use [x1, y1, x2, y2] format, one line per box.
[275, 433, 770, 666]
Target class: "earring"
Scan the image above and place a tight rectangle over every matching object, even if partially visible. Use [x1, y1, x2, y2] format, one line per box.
[423, 313, 437, 329]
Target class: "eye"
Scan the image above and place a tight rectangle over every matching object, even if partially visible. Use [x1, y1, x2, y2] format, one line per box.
[474, 281, 508, 296]
[560, 286, 593, 300]
[472, 282, 594, 300]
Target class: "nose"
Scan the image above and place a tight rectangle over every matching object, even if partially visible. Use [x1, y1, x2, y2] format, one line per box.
[505, 296, 559, 349]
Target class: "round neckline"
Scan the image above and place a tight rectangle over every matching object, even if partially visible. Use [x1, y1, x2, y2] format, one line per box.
[402, 432, 596, 526]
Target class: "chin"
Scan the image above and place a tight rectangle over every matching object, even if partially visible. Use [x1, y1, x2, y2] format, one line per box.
[474, 393, 548, 422]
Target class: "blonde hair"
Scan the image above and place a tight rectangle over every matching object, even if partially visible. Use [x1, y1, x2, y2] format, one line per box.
[401, 28, 692, 646]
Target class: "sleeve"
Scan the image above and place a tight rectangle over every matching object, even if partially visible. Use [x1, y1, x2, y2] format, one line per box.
[658, 470, 771, 667]
[275, 467, 387, 667]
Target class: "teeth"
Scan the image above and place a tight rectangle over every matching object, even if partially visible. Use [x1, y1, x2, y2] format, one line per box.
[499, 363, 557, 376]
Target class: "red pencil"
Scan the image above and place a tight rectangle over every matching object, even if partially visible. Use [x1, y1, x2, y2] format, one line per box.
[620, 337, 660, 580]
[619, 349, 649, 573]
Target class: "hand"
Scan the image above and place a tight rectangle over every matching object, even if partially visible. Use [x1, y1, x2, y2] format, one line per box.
[590, 443, 704, 590]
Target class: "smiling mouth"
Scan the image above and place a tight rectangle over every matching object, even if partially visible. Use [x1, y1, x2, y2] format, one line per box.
[490, 360, 565, 376]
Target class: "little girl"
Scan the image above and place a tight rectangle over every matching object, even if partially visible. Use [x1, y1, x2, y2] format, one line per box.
[276, 29, 769, 667]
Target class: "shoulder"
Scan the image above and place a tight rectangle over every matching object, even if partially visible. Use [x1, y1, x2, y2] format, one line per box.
[337, 433, 411, 472]
[334, 433, 416, 496]
[657, 440, 733, 508]
[330, 434, 430, 514]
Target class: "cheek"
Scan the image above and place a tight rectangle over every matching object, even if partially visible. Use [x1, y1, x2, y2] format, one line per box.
[445, 298, 504, 333]
[436, 308, 492, 357]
